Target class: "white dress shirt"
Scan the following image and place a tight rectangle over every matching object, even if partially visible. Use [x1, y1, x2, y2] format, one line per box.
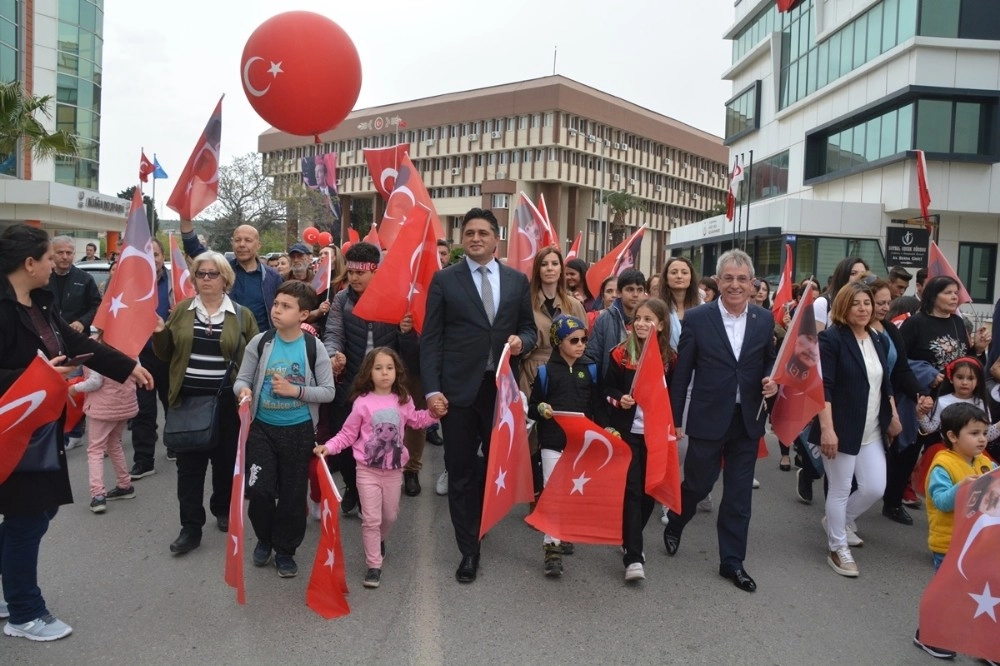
[721, 301, 749, 403]
[465, 256, 501, 312]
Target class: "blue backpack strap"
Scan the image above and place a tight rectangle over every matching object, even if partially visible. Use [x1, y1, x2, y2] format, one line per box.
[587, 363, 598, 384]
[537, 364, 548, 398]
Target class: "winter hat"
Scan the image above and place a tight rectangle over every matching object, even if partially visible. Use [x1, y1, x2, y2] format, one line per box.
[550, 314, 587, 347]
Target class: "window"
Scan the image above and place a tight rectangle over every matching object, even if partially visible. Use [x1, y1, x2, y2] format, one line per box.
[739, 151, 789, 204]
[491, 194, 509, 209]
[544, 112, 553, 127]
[518, 115, 528, 130]
[919, 0, 959, 37]
[958, 243, 996, 304]
[725, 81, 761, 144]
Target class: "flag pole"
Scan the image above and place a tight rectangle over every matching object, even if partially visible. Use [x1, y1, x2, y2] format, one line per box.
[734, 153, 745, 250]
[743, 150, 754, 251]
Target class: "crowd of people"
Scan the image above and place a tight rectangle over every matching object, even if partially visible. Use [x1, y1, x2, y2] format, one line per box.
[0, 212, 998, 662]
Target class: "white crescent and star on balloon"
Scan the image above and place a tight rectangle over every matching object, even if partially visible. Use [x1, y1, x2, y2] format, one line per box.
[242, 56, 283, 97]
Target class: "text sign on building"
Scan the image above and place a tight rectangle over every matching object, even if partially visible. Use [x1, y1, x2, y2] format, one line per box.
[885, 225, 930, 268]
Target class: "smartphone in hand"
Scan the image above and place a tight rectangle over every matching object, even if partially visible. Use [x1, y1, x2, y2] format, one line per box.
[62, 353, 94, 366]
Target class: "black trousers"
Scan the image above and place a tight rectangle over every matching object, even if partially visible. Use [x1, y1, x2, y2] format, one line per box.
[666, 406, 757, 571]
[622, 432, 655, 566]
[442, 374, 496, 558]
[246, 419, 315, 556]
[132, 347, 170, 466]
[883, 435, 926, 510]
[316, 401, 357, 492]
[175, 394, 239, 535]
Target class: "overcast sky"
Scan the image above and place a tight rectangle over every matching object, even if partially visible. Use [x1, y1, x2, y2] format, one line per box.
[100, 0, 736, 211]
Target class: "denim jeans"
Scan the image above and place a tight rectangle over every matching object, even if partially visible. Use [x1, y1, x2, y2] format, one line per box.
[0, 508, 59, 624]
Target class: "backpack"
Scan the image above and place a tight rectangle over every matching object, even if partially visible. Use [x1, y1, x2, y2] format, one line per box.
[536, 362, 598, 398]
[256, 329, 318, 378]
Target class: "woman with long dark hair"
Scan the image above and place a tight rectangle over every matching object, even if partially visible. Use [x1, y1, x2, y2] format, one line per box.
[813, 257, 869, 331]
[0, 225, 152, 641]
[564, 258, 595, 311]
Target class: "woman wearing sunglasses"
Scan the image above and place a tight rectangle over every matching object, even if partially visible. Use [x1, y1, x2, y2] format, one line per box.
[153, 251, 258, 556]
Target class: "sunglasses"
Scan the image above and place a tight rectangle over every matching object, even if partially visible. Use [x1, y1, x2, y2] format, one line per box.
[564, 336, 588, 345]
[195, 271, 221, 280]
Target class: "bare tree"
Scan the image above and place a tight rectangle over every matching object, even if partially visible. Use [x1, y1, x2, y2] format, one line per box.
[202, 152, 285, 250]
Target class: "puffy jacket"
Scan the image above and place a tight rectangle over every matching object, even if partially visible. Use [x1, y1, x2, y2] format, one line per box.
[79, 368, 139, 422]
[528, 349, 599, 451]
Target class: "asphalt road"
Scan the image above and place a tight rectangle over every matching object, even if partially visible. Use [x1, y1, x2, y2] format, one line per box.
[4, 432, 971, 665]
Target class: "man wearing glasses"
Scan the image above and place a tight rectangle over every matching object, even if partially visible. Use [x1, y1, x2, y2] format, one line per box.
[179, 221, 281, 331]
[662, 249, 778, 593]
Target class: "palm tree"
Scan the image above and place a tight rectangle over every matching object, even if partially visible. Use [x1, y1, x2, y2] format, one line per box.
[0, 80, 79, 175]
[603, 190, 646, 246]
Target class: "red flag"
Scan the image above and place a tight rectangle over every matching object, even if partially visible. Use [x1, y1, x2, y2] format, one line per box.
[311, 252, 332, 295]
[915, 149, 932, 220]
[0, 356, 68, 485]
[565, 231, 582, 262]
[224, 400, 251, 605]
[630, 330, 681, 514]
[524, 412, 632, 544]
[506, 192, 551, 277]
[928, 241, 972, 305]
[307, 455, 350, 619]
[919, 467, 1000, 661]
[771, 243, 794, 322]
[347, 228, 360, 244]
[585, 226, 646, 299]
[63, 376, 85, 434]
[770, 287, 825, 444]
[536, 193, 557, 248]
[363, 223, 381, 248]
[479, 344, 534, 539]
[139, 151, 155, 183]
[777, 0, 802, 11]
[726, 156, 744, 221]
[363, 144, 410, 202]
[166, 96, 222, 220]
[377, 153, 444, 249]
[169, 232, 196, 302]
[352, 205, 439, 333]
[92, 189, 159, 357]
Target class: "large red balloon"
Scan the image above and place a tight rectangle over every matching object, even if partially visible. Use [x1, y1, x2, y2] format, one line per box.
[317, 231, 333, 247]
[302, 227, 320, 244]
[240, 12, 362, 137]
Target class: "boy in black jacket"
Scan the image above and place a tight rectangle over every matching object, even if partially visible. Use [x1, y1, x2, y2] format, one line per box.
[528, 314, 600, 577]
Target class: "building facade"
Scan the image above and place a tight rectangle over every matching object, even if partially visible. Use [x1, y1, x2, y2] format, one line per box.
[258, 75, 729, 278]
[671, 0, 1000, 313]
[1, 0, 123, 241]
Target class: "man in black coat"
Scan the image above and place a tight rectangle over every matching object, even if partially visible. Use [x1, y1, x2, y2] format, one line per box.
[421, 208, 536, 583]
[44, 236, 102, 334]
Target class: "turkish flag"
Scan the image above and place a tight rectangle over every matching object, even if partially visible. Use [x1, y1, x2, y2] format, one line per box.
[63, 376, 85, 434]
[536, 193, 557, 248]
[224, 400, 251, 605]
[771, 243, 794, 322]
[726, 157, 744, 221]
[307, 455, 350, 619]
[347, 228, 360, 244]
[376, 153, 444, 249]
[777, 0, 803, 11]
[0, 356, 68, 485]
[585, 226, 646, 299]
[166, 96, 222, 220]
[352, 205, 439, 334]
[915, 149, 932, 220]
[524, 412, 632, 545]
[565, 231, 582, 262]
[770, 287, 825, 444]
[479, 345, 534, 539]
[363, 144, 410, 202]
[631, 330, 681, 514]
[927, 241, 973, 305]
[363, 223, 380, 248]
[311, 252, 332, 295]
[139, 151, 155, 183]
[919, 467, 1000, 661]
[169, 232, 195, 302]
[506, 192, 552, 277]
[93, 189, 159, 358]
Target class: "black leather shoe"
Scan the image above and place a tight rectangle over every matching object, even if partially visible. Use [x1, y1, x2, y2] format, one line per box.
[796, 468, 813, 504]
[341, 487, 359, 515]
[455, 554, 479, 583]
[720, 566, 757, 592]
[216, 515, 229, 532]
[663, 529, 681, 556]
[426, 428, 444, 446]
[170, 531, 201, 555]
[403, 471, 421, 497]
[882, 505, 913, 525]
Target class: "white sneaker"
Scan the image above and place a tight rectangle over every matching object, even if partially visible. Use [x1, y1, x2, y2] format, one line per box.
[307, 498, 321, 521]
[436, 471, 448, 496]
[660, 506, 670, 526]
[3, 614, 73, 641]
[624, 562, 646, 582]
[64, 437, 82, 451]
[697, 494, 713, 512]
[0, 598, 8, 619]
[752, 478, 761, 489]
[822, 516, 864, 547]
[827, 547, 859, 577]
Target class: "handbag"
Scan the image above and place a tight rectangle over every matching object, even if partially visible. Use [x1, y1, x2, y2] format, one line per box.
[15, 421, 61, 473]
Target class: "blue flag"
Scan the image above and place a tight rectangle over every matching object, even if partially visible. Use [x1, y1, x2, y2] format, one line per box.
[152, 156, 168, 179]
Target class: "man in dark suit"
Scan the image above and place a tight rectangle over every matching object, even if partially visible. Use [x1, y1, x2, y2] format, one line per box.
[662, 249, 778, 592]
[422, 208, 536, 583]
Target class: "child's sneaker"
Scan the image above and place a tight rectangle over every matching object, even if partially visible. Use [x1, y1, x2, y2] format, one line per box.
[543, 543, 563, 577]
[624, 562, 646, 582]
[560, 541, 574, 555]
[89, 496, 106, 513]
[307, 498, 321, 521]
[275, 555, 297, 578]
[252, 541, 272, 567]
[363, 568, 381, 588]
[106, 486, 135, 501]
[3, 614, 73, 641]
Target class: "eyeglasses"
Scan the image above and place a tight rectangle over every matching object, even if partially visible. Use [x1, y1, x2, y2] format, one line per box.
[195, 271, 221, 280]
[565, 336, 588, 345]
[718, 275, 751, 284]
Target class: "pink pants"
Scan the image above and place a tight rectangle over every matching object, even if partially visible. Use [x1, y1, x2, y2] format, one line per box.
[356, 465, 402, 568]
[87, 418, 131, 498]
